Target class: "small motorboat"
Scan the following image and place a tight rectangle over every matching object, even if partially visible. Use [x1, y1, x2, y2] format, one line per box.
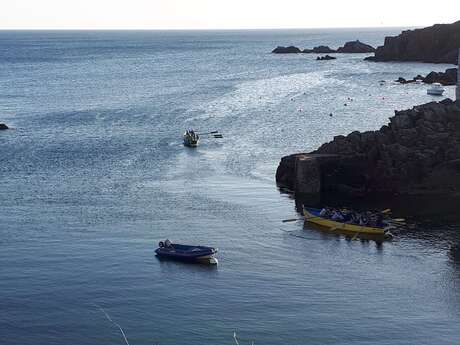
[303, 207, 393, 239]
[183, 130, 199, 147]
[155, 240, 218, 265]
[427, 83, 445, 96]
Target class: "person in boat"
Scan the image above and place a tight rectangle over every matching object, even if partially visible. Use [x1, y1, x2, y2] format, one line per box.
[164, 239, 172, 248]
[341, 209, 354, 223]
[358, 214, 369, 226]
[331, 210, 344, 221]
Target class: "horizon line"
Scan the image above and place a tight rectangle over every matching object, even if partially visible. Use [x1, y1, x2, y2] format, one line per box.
[0, 25, 418, 32]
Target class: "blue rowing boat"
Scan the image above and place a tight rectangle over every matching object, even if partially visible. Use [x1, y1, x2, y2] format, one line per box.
[155, 241, 218, 265]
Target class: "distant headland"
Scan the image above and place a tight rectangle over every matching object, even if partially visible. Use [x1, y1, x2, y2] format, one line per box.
[365, 21, 460, 64]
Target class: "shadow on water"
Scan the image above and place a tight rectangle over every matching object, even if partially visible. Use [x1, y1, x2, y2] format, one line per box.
[277, 185, 460, 222]
[278, 186, 460, 267]
[155, 256, 219, 270]
[449, 243, 460, 266]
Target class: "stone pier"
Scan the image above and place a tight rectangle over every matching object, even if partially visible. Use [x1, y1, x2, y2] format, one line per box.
[276, 99, 460, 199]
[294, 155, 321, 195]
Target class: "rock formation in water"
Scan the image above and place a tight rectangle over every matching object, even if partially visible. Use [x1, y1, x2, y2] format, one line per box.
[303, 46, 336, 54]
[317, 55, 337, 61]
[272, 46, 302, 54]
[0, 123, 8, 130]
[396, 68, 458, 86]
[337, 40, 375, 53]
[365, 21, 460, 64]
[272, 41, 375, 54]
[276, 99, 460, 198]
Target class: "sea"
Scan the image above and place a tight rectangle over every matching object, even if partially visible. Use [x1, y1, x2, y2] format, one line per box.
[1, 29, 460, 345]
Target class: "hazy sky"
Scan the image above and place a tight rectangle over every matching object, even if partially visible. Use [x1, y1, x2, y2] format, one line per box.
[1, 0, 459, 30]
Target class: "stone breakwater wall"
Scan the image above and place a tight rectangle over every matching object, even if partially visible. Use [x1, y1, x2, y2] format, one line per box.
[276, 99, 460, 198]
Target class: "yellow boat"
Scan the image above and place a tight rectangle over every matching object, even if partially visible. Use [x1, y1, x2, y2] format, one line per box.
[303, 207, 388, 236]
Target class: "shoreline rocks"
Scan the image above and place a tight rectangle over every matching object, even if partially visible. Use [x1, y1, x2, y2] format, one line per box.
[303, 45, 336, 54]
[0, 123, 8, 130]
[272, 41, 375, 54]
[365, 21, 460, 64]
[395, 68, 458, 86]
[276, 99, 460, 199]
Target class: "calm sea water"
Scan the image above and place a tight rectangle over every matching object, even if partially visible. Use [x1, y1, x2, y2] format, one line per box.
[1, 29, 460, 345]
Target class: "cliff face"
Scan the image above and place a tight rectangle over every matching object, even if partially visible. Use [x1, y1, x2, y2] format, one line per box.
[365, 21, 460, 64]
[276, 99, 460, 198]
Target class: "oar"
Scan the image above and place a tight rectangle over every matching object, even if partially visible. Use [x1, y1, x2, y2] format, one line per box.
[385, 221, 406, 229]
[197, 131, 220, 135]
[282, 218, 302, 223]
[381, 209, 392, 214]
[213, 134, 223, 138]
[386, 219, 406, 226]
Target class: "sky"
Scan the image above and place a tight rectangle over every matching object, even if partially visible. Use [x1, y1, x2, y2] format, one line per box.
[0, 0, 459, 30]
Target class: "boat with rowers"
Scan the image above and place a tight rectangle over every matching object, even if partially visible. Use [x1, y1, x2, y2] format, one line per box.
[183, 129, 223, 147]
[303, 207, 393, 238]
[155, 239, 218, 265]
[183, 129, 199, 147]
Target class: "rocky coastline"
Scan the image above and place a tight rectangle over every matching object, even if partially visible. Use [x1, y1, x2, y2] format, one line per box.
[365, 21, 460, 64]
[396, 68, 458, 86]
[272, 40, 375, 54]
[276, 99, 460, 200]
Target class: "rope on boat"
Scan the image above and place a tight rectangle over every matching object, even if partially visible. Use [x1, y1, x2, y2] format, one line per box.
[94, 304, 130, 345]
[233, 331, 254, 345]
[233, 332, 240, 345]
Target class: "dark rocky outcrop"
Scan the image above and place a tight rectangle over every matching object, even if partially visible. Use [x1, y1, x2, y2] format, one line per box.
[395, 68, 458, 86]
[273, 41, 375, 54]
[303, 46, 336, 54]
[276, 99, 460, 198]
[317, 55, 337, 61]
[272, 46, 302, 54]
[0, 123, 8, 130]
[365, 21, 460, 64]
[337, 40, 375, 53]
[424, 68, 458, 85]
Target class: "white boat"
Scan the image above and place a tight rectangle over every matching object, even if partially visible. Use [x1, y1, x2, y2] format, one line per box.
[183, 130, 199, 147]
[427, 83, 445, 96]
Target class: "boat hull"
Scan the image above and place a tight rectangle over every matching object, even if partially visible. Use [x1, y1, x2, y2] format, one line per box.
[183, 132, 199, 147]
[303, 208, 386, 235]
[155, 244, 218, 265]
[427, 90, 444, 96]
[183, 139, 198, 147]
